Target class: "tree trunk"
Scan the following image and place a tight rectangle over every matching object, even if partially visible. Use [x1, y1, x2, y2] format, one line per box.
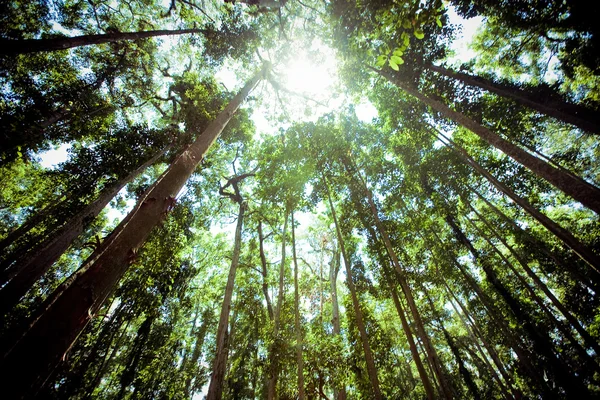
[466, 184, 598, 290]
[291, 211, 305, 400]
[445, 211, 589, 397]
[361, 187, 453, 400]
[383, 265, 436, 400]
[184, 308, 212, 398]
[325, 182, 383, 400]
[267, 209, 289, 400]
[258, 221, 274, 320]
[329, 247, 347, 400]
[433, 127, 600, 275]
[466, 201, 600, 359]
[427, 64, 600, 135]
[375, 68, 600, 214]
[442, 283, 516, 400]
[0, 28, 210, 55]
[206, 199, 246, 400]
[0, 145, 169, 316]
[0, 65, 266, 399]
[116, 315, 155, 399]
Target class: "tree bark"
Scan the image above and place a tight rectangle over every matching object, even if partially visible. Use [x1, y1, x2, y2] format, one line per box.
[291, 211, 305, 400]
[375, 68, 600, 215]
[0, 28, 210, 55]
[267, 208, 289, 400]
[427, 64, 600, 135]
[0, 145, 169, 316]
[206, 198, 246, 400]
[0, 65, 266, 399]
[325, 182, 383, 400]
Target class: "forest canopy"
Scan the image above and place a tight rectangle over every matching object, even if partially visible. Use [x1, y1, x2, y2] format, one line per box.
[1, 0, 600, 399]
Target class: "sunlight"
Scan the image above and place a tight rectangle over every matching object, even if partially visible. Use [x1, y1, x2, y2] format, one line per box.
[275, 41, 339, 106]
[279, 54, 335, 100]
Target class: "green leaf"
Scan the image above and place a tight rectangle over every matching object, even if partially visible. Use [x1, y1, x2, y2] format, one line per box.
[375, 55, 387, 67]
[436, 17, 443, 28]
[393, 48, 404, 57]
[414, 29, 425, 39]
[402, 19, 412, 29]
[389, 59, 399, 71]
[402, 32, 410, 46]
[390, 55, 404, 65]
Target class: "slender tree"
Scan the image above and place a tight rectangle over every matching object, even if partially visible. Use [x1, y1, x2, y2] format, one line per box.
[0, 145, 170, 316]
[0, 64, 268, 399]
[373, 67, 600, 215]
[207, 172, 252, 400]
[0, 28, 214, 55]
[426, 64, 600, 134]
[326, 179, 383, 400]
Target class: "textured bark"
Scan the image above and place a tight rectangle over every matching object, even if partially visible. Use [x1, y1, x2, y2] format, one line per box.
[433, 128, 600, 275]
[427, 64, 600, 135]
[267, 209, 288, 400]
[0, 145, 169, 316]
[0, 66, 266, 399]
[0, 28, 209, 55]
[206, 199, 246, 400]
[376, 68, 600, 215]
[326, 183, 383, 400]
[291, 212, 305, 400]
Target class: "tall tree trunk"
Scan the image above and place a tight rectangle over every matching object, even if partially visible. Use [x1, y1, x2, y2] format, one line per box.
[0, 65, 267, 399]
[382, 264, 436, 400]
[329, 247, 347, 400]
[433, 127, 600, 275]
[267, 209, 289, 400]
[291, 211, 305, 400]
[116, 315, 155, 399]
[466, 184, 598, 290]
[360, 186, 453, 399]
[258, 220, 274, 320]
[445, 211, 589, 397]
[427, 64, 600, 135]
[375, 68, 600, 214]
[422, 290, 481, 400]
[442, 282, 516, 400]
[325, 182, 383, 400]
[184, 308, 212, 398]
[0, 28, 211, 55]
[0, 195, 68, 255]
[207, 200, 245, 400]
[465, 201, 600, 359]
[0, 145, 169, 316]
